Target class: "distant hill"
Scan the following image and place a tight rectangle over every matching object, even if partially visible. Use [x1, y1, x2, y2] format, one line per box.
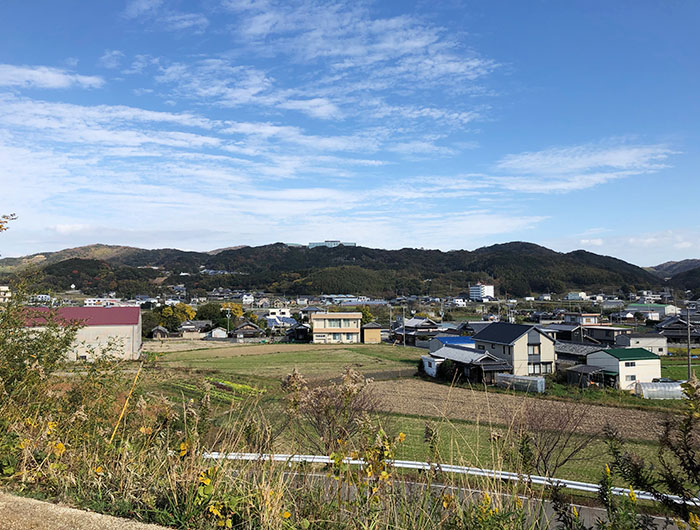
[650, 259, 700, 278]
[0, 241, 665, 298]
[0, 244, 142, 273]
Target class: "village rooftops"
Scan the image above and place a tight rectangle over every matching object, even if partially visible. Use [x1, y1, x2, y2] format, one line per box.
[590, 347, 660, 361]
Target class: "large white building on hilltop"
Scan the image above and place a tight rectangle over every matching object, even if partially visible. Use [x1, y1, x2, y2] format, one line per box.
[308, 240, 356, 248]
[469, 283, 495, 301]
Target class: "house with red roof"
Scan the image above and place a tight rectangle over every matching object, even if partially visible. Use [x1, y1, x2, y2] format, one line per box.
[25, 306, 142, 361]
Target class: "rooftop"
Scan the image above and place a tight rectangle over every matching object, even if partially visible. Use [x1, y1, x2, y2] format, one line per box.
[25, 306, 140, 327]
[591, 347, 660, 361]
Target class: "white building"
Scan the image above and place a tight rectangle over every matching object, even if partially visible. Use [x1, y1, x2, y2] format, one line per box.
[586, 348, 661, 390]
[565, 292, 587, 301]
[26, 307, 142, 361]
[84, 298, 122, 307]
[267, 308, 291, 318]
[0, 285, 11, 304]
[469, 284, 495, 301]
[615, 333, 668, 356]
[310, 312, 361, 344]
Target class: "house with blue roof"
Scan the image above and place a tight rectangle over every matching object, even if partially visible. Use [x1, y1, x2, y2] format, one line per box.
[429, 336, 475, 352]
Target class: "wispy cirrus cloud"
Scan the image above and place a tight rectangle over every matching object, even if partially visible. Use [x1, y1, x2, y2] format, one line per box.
[123, 0, 208, 32]
[98, 50, 125, 69]
[0, 64, 103, 89]
[490, 142, 676, 193]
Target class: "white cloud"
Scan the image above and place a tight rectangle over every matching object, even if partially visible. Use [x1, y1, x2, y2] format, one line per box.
[580, 238, 604, 246]
[491, 142, 676, 193]
[124, 0, 163, 19]
[0, 64, 104, 89]
[98, 50, 125, 69]
[161, 12, 209, 32]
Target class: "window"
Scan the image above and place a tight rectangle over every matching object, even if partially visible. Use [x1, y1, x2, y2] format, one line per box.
[528, 344, 540, 356]
[427, 362, 433, 368]
[477, 344, 485, 350]
[528, 363, 541, 375]
[658, 348, 664, 353]
[332, 333, 341, 341]
[327, 319, 340, 328]
[625, 375, 636, 382]
[342, 319, 351, 327]
[542, 363, 552, 374]
[345, 333, 354, 341]
[624, 361, 636, 367]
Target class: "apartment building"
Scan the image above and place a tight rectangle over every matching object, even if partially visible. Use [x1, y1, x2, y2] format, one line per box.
[310, 312, 361, 344]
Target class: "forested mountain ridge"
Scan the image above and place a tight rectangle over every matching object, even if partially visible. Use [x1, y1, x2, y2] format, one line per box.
[0, 241, 665, 298]
[650, 259, 700, 278]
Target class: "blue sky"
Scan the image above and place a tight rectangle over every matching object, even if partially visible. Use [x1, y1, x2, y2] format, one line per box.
[1, 0, 698, 265]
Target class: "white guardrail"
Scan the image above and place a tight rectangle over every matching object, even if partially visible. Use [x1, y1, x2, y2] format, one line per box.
[203, 452, 699, 507]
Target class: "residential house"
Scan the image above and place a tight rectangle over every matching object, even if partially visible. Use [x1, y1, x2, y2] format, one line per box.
[361, 322, 382, 344]
[25, 306, 142, 361]
[207, 327, 228, 339]
[585, 348, 661, 390]
[555, 341, 605, 366]
[563, 312, 600, 326]
[286, 322, 312, 342]
[151, 325, 169, 339]
[472, 322, 556, 376]
[233, 321, 265, 339]
[655, 316, 700, 343]
[267, 308, 291, 318]
[615, 333, 668, 356]
[392, 317, 440, 346]
[310, 312, 361, 344]
[421, 344, 511, 383]
[583, 325, 632, 345]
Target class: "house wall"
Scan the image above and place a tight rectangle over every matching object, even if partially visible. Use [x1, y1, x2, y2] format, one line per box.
[474, 330, 555, 376]
[586, 351, 661, 390]
[68, 322, 141, 361]
[421, 355, 442, 377]
[362, 328, 381, 344]
[310, 312, 361, 344]
[616, 335, 668, 356]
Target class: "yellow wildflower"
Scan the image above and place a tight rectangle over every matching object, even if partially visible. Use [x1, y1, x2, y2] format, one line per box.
[18, 438, 30, 450]
[94, 466, 103, 475]
[398, 432, 406, 443]
[209, 504, 222, 517]
[179, 441, 189, 457]
[572, 506, 579, 518]
[139, 426, 152, 435]
[628, 486, 637, 503]
[225, 520, 232, 529]
[199, 472, 211, 486]
[47, 421, 57, 435]
[282, 511, 291, 519]
[51, 441, 66, 457]
[605, 464, 611, 476]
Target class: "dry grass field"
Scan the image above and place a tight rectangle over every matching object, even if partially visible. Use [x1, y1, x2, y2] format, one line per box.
[371, 378, 667, 441]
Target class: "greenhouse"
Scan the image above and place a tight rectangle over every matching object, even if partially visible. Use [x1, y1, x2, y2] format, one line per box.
[634, 381, 684, 400]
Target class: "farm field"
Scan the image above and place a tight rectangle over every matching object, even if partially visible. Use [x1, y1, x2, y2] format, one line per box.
[144, 341, 677, 485]
[661, 353, 700, 381]
[156, 342, 419, 382]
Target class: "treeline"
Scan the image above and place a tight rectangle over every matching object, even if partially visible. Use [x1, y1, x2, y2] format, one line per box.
[0, 242, 665, 298]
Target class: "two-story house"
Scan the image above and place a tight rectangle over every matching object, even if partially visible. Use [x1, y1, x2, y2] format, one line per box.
[310, 312, 361, 344]
[472, 322, 556, 376]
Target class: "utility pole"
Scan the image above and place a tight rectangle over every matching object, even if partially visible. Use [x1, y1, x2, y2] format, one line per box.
[688, 307, 692, 381]
[226, 308, 231, 334]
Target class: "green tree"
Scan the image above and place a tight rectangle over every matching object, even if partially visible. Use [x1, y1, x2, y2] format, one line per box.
[141, 310, 160, 338]
[195, 302, 222, 322]
[358, 305, 374, 325]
